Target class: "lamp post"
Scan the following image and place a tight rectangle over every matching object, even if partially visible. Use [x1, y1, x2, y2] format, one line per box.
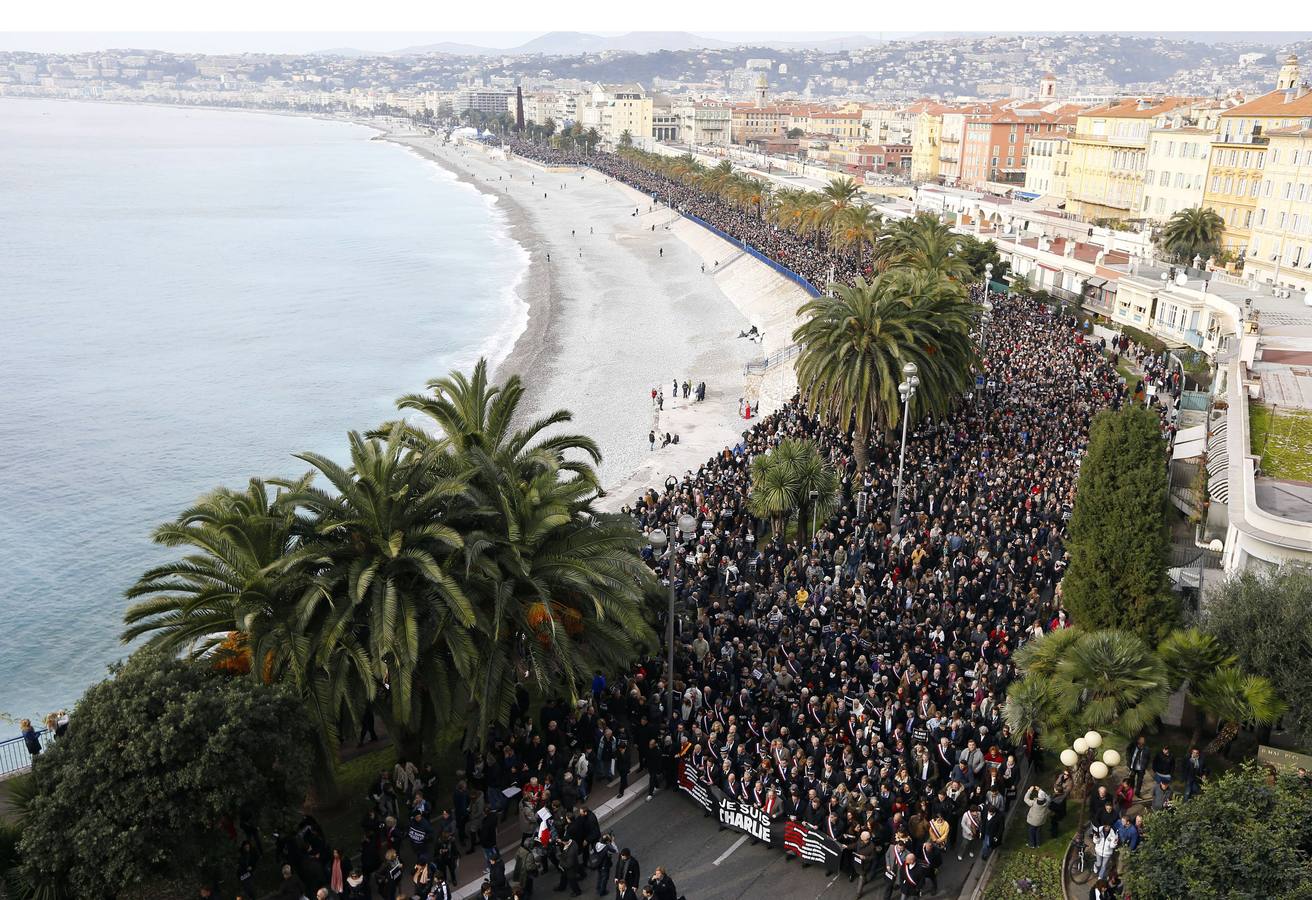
[982, 261, 994, 298]
[648, 513, 697, 730]
[891, 362, 919, 539]
[1059, 730, 1123, 806]
[809, 489, 820, 540]
[980, 299, 995, 353]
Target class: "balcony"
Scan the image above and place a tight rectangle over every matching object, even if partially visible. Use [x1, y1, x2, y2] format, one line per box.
[941, 134, 960, 143]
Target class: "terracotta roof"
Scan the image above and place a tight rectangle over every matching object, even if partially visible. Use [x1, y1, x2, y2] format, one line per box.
[1081, 97, 1198, 119]
[1265, 125, 1312, 138]
[1221, 87, 1312, 118]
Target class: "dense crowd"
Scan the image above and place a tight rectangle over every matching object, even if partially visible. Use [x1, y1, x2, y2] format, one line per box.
[612, 286, 1128, 896]
[507, 140, 865, 290]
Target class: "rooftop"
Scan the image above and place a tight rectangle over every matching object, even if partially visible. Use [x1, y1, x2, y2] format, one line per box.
[1221, 87, 1312, 119]
[1080, 96, 1199, 119]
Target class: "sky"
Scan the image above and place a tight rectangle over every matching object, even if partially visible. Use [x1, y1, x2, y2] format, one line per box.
[2, 0, 1303, 52]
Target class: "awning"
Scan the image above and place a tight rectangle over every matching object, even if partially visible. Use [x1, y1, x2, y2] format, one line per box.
[1173, 438, 1207, 460]
[1176, 424, 1207, 444]
[1085, 277, 1107, 288]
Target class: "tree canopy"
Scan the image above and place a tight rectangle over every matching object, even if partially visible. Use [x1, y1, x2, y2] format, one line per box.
[1203, 566, 1312, 748]
[1061, 404, 1177, 643]
[14, 655, 313, 898]
[1124, 762, 1312, 900]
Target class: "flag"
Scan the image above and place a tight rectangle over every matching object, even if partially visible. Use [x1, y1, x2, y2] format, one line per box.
[677, 762, 713, 814]
[782, 821, 840, 867]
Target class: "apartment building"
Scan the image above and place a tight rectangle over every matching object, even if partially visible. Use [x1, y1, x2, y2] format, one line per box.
[1246, 125, 1312, 292]
[1205, 59, 1312, 252]
[1023, 135, 1070, 200]
[1142, 127, 1214, 222]
[1066, 97, 1200, 220]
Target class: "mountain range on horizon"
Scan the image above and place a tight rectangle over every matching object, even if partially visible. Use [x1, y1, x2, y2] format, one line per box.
[315, 29, 1312, 59]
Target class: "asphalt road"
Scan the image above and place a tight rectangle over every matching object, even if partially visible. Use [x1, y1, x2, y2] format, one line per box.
[598, 790, 985, 900]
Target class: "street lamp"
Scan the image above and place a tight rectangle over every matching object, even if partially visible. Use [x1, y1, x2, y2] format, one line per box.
[891, 362, 919, 539]
[982, 261, 993, 297]
[648, 513, 697, 730]
[1059, 730, 1122, 801]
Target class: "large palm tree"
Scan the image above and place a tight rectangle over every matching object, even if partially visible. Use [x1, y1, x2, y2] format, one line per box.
[816, 176, 861, 228]
[398, 360, 657, 750]
[1160, 206, 1225, 264]
[122, 476, 370, 768]
[793, 271, 976, 471]
[280, 426, 475, 752]
[877, 214, 971, 281]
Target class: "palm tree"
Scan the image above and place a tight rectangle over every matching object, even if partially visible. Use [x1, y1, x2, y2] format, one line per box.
[877, 214, 971, 281]
[793, 272, 976, 471]
[816, 177, 861, 227]
[1009, 628, 1170, 750]
[1197, 666, 1286, 755]
[747, 437, 839, 539]
[833, 206, 883, 270]
[1160, 206, 1225, 264]
[1159, 627, 1236, 746]
[397, 360, 657, 750]
[122, 476, 369, 769]
[618, 129, 634, 148]
[279, 426, 475, 753]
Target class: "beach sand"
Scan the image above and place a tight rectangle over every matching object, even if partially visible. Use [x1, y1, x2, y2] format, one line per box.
[387, 134, 809, 511]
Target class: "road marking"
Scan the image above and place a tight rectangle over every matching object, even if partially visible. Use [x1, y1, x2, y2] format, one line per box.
[713, 835, 749, 866]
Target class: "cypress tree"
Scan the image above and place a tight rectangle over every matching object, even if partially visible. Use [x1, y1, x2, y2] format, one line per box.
[1062, 404, 1177, 643]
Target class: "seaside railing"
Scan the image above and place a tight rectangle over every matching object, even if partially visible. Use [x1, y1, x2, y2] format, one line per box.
[744, 343, 802, 375]
[0, 728, 51, 780]
[678, 212, 825, 298]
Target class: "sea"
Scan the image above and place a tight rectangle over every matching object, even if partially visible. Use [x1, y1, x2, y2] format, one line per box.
[0, 99, 529, 723]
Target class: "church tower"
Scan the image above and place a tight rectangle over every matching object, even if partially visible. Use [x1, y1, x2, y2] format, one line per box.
[1277, 54, 1300, 91]
[755, 72, 769, 109]
[1039, 72, 1057, 100]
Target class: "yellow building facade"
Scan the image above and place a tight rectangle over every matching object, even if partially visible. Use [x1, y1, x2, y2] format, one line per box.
[910, 109, 944, 184]
[1065, 97, 1198, 221]
[1246, 126, 1312, 292]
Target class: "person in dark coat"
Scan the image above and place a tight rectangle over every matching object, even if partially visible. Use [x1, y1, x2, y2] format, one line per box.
[649, 866, 678, 900]
[614, 849, 640, 893]
[555, 837, 584, 896]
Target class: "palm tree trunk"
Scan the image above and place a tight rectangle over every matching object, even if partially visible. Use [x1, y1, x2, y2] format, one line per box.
[853, 419, 870, 473]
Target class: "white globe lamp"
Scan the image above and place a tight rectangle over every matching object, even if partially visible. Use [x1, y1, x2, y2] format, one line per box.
[1060, 748, 1078, 768]
[1089, 760, 1109, 780]
[1085, 731, 1104, 749]
[1073, 737, 1088, 754]
[1102, 749, 1122, 768]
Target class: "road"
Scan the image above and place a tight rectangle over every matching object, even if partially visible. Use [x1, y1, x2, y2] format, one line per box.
[599, 789, 985, 900]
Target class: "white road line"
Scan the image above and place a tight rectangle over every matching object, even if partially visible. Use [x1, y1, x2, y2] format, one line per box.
[713, 835, 749, 866]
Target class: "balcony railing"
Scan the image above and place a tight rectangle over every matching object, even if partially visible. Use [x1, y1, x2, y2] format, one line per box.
[1, 729, 52, 779]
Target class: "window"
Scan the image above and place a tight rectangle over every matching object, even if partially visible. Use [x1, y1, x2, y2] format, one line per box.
[1144, 195, 1153, 210]
[1160, 171, 1170, 187]
[1259, 208, 1268, 226]
[1157, 197, 1166, 214]
[1245, 210, 1253, 227]
[1211, 175, 1221, 192]
[1264, 180, 1273, 197]
[1284, 181, 1293, 199]
[1241, 150, 1251, 167]
[1168, 141, 1176, 157]
[1176, 172, 1185, 188]
[1009, 132, 1016, 144]
[1279, 211, 1287, 229]
[1251, 180, 1260, 198]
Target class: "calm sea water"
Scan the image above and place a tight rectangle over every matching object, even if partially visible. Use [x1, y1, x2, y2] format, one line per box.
[0, 99, 527, 722]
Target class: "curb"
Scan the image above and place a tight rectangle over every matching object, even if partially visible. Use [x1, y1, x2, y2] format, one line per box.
[452, 775, 650, 900]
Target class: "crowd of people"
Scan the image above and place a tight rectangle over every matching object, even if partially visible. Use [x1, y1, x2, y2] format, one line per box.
[507, 140, 865, 291]
[614, 290, 1124, 896]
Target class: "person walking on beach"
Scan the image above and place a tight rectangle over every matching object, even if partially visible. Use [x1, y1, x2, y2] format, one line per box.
[672, 379, 678, 399]
[738, 398, 744, 417]
[650, 388, 658, 408]
[657, 390, 664, 411]
[659, 248, 663, 257]
[649, 431, 655, 451]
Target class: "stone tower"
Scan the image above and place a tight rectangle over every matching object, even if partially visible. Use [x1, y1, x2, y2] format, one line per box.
[1039, 71, 1057, 100]
[1277, 54, 1300, 91]
[755, 72, 768, 109]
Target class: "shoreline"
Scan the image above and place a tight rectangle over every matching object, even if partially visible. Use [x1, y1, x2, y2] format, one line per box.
[387, 134, 812, 507]
[384, 135, 557, 391]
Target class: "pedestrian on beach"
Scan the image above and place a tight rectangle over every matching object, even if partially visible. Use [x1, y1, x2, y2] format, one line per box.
[672, 378, 678, 398]
[657, 390, 664, 411]
[659, 247, 663, 257]
[650, 388, 658, 407]
[648, 431, 655, 451]
[738, 398, 744, 417]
